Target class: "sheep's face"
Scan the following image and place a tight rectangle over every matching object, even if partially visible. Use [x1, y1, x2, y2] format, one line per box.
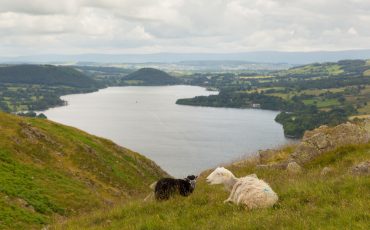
[186, 175, 197, 181]
[185, 175, 198, 189]
[185, 175, 197, 190]
[206, 167, 232, 185]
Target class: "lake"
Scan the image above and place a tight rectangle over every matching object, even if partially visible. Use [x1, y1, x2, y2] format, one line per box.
[44, 85, 290, 177]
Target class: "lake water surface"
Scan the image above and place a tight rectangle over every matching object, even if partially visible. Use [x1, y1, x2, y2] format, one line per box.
[44, 86, 290, 177]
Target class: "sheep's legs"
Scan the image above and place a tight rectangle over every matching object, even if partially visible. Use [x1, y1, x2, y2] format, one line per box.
[224, 181, 242, 204]
[224, 192, 235, 203]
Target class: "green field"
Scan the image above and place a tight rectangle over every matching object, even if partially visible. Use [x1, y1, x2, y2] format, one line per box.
[279, 63, 344, 76]
[302, 98, 341, 108]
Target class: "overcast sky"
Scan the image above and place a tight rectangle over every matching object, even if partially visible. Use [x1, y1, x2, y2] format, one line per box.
[0, 0, 369, 56]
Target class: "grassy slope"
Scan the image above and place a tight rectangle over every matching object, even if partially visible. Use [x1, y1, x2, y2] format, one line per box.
[0, 112, 167, 229]
[54, 142, 370, 229]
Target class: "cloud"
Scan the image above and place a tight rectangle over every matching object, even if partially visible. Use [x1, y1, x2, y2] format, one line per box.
[0, 0, 369, 56]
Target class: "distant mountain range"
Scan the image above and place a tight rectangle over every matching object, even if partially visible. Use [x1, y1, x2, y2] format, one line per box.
[1, 49, 369, 65]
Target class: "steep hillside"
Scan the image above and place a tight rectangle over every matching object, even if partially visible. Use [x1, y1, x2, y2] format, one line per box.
[0, 112, 167, 229]
[0, 65, 98, 88]
[54, 121, 370, 229]
[122, 68, 180, 85]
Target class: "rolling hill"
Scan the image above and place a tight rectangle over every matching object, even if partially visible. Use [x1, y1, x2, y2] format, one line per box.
[122, 68, 181, 85]
[0, 65, 98, 88]
[0, 112, 167, 229]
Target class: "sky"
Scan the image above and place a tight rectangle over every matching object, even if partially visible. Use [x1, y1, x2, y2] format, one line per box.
[0, 0, 369, 56]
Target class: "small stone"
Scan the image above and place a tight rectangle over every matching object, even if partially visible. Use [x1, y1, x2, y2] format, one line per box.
[55, 151, 63, 156]
[286, 161, 302, 174]
[320, 167, 333, 176]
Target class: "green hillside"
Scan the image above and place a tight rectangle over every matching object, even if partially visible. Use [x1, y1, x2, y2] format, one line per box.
[53, 121, 370, 230]
[0, 112, 167, 229]
[122, 68, 180, 86]
[0, 65, 98, 88]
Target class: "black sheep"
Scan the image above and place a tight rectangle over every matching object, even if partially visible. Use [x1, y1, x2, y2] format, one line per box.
[154, 175, 198, 200]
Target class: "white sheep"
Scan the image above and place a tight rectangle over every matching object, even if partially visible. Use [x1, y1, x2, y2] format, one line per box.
[206, 167, 278, 210]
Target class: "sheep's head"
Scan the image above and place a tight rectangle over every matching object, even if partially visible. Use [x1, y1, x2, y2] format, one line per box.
[185, 175, 198, 190]
[206, 167, 234, 185]
[186, 175, 198, 181]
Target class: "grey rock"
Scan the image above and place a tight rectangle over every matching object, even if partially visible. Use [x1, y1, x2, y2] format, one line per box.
[291, 122, 370, 164]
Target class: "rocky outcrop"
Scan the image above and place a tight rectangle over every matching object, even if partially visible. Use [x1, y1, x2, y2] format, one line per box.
[19, 122, 58, 146]
[232, 120, 369, 174]
[291, 121, 370, 164]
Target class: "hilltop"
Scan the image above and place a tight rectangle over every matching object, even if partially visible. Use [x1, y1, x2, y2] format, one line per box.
[0, 65, 98, 88]
[122, 68, 181, 86]
[0, 112, 167, 229]
[53, 120, 370, 229]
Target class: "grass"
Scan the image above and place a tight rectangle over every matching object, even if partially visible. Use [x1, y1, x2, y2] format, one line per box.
[358, 104, 370, 114]
[302, 98, 340, 108]
[364, 69, 370, 77]
[53, 143, 370, 230]
[0, 112, 167, 229]
[239, 75, 274, 79]
[299, 88, 345, 96]
[264, 88, 346, 102]
[281, 63, 344, 77]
